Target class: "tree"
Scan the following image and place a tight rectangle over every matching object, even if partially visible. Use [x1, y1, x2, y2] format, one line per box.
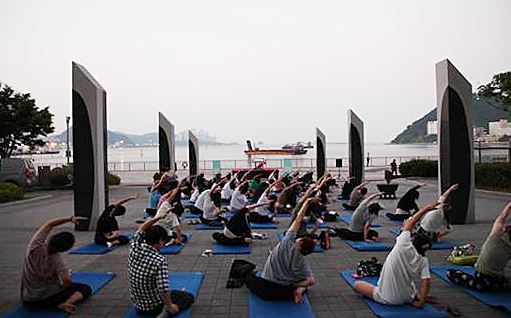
[0, 83, 54, 158]
[477, 72, 511, 113]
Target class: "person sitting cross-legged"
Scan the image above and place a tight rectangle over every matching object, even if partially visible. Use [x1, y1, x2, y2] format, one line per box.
[21, 216, 92, 315]
[353, 202, 439, 307]
[342, 181, 369, 211]
[200, 182, 228, 226]
[447, 201, 511, 292]
[95, 193, 139, 247]
[129, 207, 194, 316]
[212, 202, 269, 245]
[385, 181, 427, 222]
[155, 183, 187, 245]
[331, 192, 384, 241]
[245, 198, 317, 304]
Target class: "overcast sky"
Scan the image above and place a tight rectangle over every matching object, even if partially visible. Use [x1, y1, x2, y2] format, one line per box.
[1, 0, 510, 144]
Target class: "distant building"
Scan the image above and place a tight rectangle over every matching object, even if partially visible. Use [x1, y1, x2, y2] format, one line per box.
[489, 119, 511, 137]
[426, 121, 438, 135]
[473, 127, 485, 138]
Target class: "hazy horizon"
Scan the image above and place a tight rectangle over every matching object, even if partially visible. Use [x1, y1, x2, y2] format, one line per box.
[1, 0, 510, 144]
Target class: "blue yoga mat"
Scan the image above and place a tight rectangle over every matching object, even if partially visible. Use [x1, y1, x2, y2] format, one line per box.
[70, 243, 113, 254]
[212, 243, 251, 254]
[249, 291, 315, 318]
[340, 270, 448, 318]
[160, 233, 192, 255]
[124, 272, 204, 318]
[383, 215, 404, 224]
[276, 233, 325, 253]
[339, 214, 381, 228]
[195, 224, 224, 230]
[250, 222, 278, 229]
[345, 240, 392, 251]
[389, 228, 457, 250]
[306, 223, 328, 229]
[3, 272, 115, 318]
[274, 214, 292, 218]
[431, 265, 511, 314]
[183, 212, 200, 219]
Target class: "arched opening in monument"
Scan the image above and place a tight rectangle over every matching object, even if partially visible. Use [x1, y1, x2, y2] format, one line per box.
[159, 127, 170, 172]
[440, 87, 471, 224]
[72, 90, 95, 231]
[350, 125, 363, 185]
[316, 136, 325, 179]
[189, 140, 198, 176]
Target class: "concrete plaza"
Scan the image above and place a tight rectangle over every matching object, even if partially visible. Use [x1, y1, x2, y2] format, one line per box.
[0, 178, 510, 318]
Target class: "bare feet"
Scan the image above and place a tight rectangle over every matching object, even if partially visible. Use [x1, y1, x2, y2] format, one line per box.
[294, 287, 306, 304]
[58, 303, 77, 315]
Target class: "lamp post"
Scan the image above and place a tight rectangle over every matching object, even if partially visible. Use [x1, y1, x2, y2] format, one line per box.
[66, 116, 71, 166]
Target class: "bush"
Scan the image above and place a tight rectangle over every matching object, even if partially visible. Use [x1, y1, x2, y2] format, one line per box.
[0, 182, 25, 203]
[475, 162, 511, 192]
[107, 173, 121, 186]
[49, 166, 72, 188]
[399, 160, 438, 177]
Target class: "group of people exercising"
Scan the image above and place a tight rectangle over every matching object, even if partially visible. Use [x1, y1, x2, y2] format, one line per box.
[19, 168, 511, 316]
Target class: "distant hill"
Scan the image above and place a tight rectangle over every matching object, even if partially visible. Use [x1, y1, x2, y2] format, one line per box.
[50, 129, 230, 146]
[391, 96, 511, 144]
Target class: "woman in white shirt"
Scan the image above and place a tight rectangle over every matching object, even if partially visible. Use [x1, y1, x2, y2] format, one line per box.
[418, 184, 458, 241]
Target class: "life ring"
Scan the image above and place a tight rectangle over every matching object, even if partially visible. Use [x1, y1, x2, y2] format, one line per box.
[182, 161, 188, 169]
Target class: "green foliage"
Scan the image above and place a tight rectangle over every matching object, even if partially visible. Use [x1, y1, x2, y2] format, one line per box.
[0, 182, 25, 203]
[477, 72, 511, 112]
[49, 166, 72, 188]
[399, 160, 438, 177]
[475, 163, 511, 192]
[107, 173, 121, 186]
[0, 83, 54, 158]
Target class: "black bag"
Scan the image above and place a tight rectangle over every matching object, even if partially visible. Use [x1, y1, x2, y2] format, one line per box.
[226, 259, 256, 288]
[322, 211, 338, 222]
[170, 290, 194, 311]
[356, 257, 383, 277]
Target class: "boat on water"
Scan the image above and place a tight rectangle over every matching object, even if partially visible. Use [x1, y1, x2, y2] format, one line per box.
[282, 141, 314, 150]
[244, 140, 307, 156]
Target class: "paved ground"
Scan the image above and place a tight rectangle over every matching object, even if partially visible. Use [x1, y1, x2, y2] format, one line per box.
[0, 178, 510, 318]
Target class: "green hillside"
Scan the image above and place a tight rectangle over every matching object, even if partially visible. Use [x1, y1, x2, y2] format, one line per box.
[391, 96, 511, 144]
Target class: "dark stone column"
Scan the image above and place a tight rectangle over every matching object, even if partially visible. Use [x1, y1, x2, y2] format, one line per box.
[316, 128, 326, 179]
[72, 62, 108, 231]
[159, 112, 176, 172]
[188, 131, 199, 176]
[348, 110, 364, 185]
[436, 59, 475, 224]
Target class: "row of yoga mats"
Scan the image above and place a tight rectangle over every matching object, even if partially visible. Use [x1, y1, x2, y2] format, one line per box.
[4, 268, 509, 318]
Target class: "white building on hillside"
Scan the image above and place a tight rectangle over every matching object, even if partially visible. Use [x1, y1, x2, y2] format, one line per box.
[426, 120, 438, 135]
[489, 119, 511, 137]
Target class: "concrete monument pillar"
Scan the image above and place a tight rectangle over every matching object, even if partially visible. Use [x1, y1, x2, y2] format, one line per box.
[159, 112, 176, 172]
[348, 109, 364, 185]
[436, 59, 475, 224]
[188, 131, 199, 176]
[72, 62, 108, 231]
[316, 128, 326, 179]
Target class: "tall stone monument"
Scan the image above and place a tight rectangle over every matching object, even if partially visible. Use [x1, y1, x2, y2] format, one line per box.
[316, 128, 326, 179]
[436, 59, 475, 224]
[348, 109, 364, 185]
[72, 62, 108, 231]
[158, 112, 176, 172]
[188, 131, 199, 176]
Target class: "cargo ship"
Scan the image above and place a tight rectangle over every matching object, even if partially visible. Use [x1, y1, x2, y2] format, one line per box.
[244, 140, 307, 156]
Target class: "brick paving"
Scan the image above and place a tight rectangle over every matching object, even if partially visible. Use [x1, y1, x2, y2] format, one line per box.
[0, 179, 510, 317]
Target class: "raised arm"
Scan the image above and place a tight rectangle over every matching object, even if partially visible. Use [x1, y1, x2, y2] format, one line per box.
[38, 216, 87, 236]
[403, 202, 440, 232]
[491, 201, 511, 235]
[359, 192, 382, 207]
[288, 198, 318, 232]
[440, 183, 459, 200]
[114, 193, 139, 207]
[246, 201, 270, 211]
[138, 207, 172, 233]
[354, 181, 369, 191]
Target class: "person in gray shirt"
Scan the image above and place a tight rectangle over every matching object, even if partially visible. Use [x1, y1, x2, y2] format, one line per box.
[245, 198, 317, 304]
[447, 201, 511, 292]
